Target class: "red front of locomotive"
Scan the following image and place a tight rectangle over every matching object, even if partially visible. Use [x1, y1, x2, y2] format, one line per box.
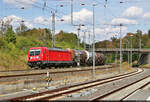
[27, 47, 47, 68]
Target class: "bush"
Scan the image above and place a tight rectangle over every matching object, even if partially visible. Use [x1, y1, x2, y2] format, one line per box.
[5, 27, 16, 44]
[0, 38, 8, 49]
[132, 60, 139, 67]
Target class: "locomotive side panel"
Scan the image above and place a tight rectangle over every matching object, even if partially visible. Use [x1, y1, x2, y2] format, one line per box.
[47, 50, 72, 61]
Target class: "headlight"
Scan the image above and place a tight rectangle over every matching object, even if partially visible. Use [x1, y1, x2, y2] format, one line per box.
[30, 57, 32, 60]
[36, 56, 40, 59]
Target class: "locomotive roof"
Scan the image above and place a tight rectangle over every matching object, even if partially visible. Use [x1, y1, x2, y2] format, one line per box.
[29, 47, 69, 52]
[48, 48, 69, 52]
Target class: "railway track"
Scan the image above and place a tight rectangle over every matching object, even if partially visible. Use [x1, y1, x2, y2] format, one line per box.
[0, 65, 116, 78]
[0, 64, 115, 72]
[121, 81, 150, 100]
[3, 68, 143, 101]
[76, 68, 150, 101]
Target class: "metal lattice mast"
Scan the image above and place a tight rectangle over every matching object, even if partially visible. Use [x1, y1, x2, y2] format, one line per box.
[77, 26, 81, 67]
[119, 24, 122, 73]
[52, 12, 55, 48]
[88, 31, 91, 51]
[92, 4, 96, 78]
[130, 35, 133, 67]
[71, 0, 73, 25]
[83, 30, 86, 50]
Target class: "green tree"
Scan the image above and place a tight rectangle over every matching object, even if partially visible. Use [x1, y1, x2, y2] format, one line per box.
[45, 28, 52, 40]
[16, 23, 28, 34]
[148, 29, 150, 38]
[5, 26, 16, 44]
[0, 37, 7, 49]
[136, 30, 142, 39]
[142, 34, 149, 48]
[136, 30, 142, 49]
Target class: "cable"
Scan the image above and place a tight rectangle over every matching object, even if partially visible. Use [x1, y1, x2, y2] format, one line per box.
[13, 0, 62, 21]
[93, 0, 104, 5]
[120, 0, 150, 4]
[31, 0, 95, 26]
[18, 0, 93, 26]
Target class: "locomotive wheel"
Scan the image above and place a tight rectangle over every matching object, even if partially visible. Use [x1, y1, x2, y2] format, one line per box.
[39, 66, 45, 69]
[67, 65, 70, 68]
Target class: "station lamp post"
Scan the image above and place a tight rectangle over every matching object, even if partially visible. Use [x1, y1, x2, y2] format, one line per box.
[51, 5, 64, 48]
[82, 30, 87, 50]
[137, 30, 142, 59]
[88, 31, 91, 51]
[78, 2, 97, 77]
[70, 1, 85, 66]
[76, 24, 85, 67]
[125, 40, 130, 67]
[92, 3, 98, 79]
[130, 35, 134, 67]
[119, 23, 123, 73]
[113, 34, 118, 64]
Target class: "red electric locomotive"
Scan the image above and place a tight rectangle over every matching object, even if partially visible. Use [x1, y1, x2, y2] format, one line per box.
[28, 47, 73, 68]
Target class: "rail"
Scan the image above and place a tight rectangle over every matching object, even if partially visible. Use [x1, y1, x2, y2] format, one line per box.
[4, 68, 141, 101]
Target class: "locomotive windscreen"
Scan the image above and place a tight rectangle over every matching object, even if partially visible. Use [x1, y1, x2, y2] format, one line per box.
[29, 49, 41, 56]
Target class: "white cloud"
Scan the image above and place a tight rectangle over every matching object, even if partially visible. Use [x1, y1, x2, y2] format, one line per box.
[55, 30, 61, 34]
[57, 26, 128, 43]
[3, 15, 21, 24]
[79, 26, 128, 42]
[33, 16, 63, 25]
[3, 0, 37, 7]
[111, 26, 128, 34]
[1, 15, 33, 28]
[95, 26, 128, 35]
[111, 18, 138, 25]
[143, 13, 150, 20]
[24, 21, 33, 28]
[33, 16, 51, 25]
[122, 6, 143, 18]
[95, 28, 105, 34]
[94, 26, 128, 41]
[62, 8, 92, 24]
[66, 25, 128, 43]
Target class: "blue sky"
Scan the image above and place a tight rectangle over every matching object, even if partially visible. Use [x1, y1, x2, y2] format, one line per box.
[0, 0, 150, 42]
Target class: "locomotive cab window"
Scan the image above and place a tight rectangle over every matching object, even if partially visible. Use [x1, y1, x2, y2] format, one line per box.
[29, 49, 41, 56]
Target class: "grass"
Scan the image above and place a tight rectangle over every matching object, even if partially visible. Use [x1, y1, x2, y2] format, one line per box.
[0, 50, 28, 71]
[140, 64, 150, 68]
[122, 62, 133, 71]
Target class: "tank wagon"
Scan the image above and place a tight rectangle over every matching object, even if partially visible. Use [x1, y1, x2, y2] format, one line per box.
[27, 47, 105, 69]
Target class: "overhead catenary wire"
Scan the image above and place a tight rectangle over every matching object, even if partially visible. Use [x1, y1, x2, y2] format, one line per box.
[93, 0, 104, 5]
[2, 0, 150, 35]
[45, 0, 106, 26]
[120, 0, 150, 4]
[14, 0, 94, 27]
[12, 0, 73, 28]
[4, 0, 108, 29]
[12, 0, 94, 39]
